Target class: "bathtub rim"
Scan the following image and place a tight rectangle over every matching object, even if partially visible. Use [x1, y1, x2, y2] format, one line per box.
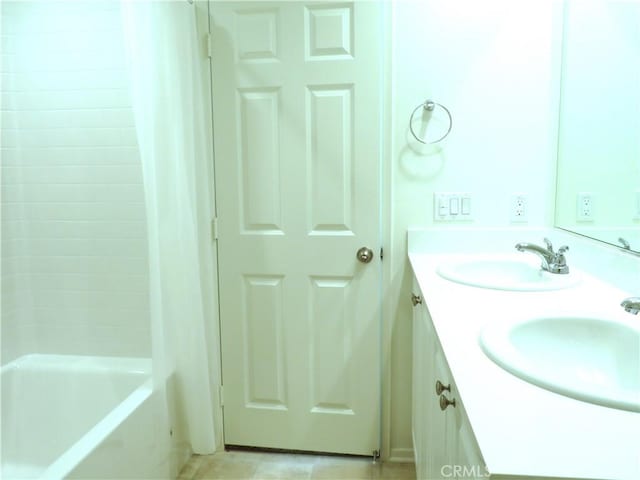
[42, 379, 153, 480]
[1, 354, 153, 480]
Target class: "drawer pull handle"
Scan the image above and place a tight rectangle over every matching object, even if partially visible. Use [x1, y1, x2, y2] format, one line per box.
[435, 380, 450, 395]
[439, 394, 456, 411]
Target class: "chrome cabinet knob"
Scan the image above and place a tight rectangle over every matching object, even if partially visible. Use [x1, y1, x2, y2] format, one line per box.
[435, 380, 450, 395]
[439, 394, 456, 411]
[356, 247, 374, 264]
[411, 293, 423, 306]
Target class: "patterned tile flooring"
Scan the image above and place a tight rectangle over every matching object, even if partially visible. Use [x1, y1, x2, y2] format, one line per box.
[178, 449, 416, 480]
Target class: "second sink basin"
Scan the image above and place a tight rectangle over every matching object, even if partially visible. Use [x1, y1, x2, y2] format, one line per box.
[437, 254, 581, 291]
[479, 315, 640, 412]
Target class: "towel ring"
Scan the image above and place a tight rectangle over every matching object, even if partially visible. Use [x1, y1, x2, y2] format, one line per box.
[409, 100, 452, 144]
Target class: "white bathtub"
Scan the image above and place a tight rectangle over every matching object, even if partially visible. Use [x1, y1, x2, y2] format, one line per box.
[1, 354, 169, 479]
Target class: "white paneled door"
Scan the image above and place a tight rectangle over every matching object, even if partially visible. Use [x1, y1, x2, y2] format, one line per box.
[210, 1, 382, 455]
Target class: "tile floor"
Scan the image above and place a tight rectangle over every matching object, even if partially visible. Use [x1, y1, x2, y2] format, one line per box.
[178, 449, 416, 480]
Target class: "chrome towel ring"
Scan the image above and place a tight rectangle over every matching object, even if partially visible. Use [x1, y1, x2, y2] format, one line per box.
[409, 100, 452, 144]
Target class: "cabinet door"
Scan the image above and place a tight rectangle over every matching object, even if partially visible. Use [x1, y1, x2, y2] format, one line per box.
[412, 280, 454, 480]
[436, 340, 487, 480]
[431, 345, 455, 479]
[411, 280, 433, 480]
[411, 280, 423, 471]
[412, 275, 485, 480]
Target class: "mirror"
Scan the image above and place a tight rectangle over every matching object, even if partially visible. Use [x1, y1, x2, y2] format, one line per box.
[554, 0, 640, 252]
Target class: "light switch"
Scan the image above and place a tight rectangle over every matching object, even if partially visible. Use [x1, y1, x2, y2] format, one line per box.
[434, 192, 473, 222]
[438, 196, 447, 216]
[449, 197, 459, 215]
[461, 196, 471, 215]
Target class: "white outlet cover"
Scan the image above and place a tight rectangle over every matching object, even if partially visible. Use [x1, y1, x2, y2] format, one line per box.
[577, 192, 594, 221]
[510, 194, 528, 223]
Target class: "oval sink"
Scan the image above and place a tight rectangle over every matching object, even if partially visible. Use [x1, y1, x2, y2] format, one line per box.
[479, 315, 640, 412]
[437, 255, 581, 291]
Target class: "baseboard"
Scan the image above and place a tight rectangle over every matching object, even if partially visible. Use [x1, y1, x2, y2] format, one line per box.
[388, 447, 415, 463]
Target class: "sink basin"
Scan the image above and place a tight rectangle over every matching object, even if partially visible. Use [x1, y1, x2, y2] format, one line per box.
[437, 255, 581, 291]
[480, 315, 640, 412]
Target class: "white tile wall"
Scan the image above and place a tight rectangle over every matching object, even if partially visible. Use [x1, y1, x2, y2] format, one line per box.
[1, 0, 150, 363]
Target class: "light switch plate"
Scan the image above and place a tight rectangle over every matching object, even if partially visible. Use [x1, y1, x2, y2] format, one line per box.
[434, 193, 473, 222]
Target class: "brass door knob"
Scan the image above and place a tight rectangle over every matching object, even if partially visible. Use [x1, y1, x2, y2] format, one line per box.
[439, 394, 456, 411]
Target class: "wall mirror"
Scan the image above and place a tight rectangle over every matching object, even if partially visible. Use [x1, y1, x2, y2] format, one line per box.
[554, 0, 640, 252]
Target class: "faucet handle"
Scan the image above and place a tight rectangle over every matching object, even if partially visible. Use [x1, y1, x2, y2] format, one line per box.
[550, 244, 570, 273]
[621, 297, 640, 315]
[553, 246, 569, 269]
[543, 238, 554, 253]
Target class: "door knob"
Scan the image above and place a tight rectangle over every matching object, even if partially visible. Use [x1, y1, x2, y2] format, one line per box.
[356, 247, 374, 264]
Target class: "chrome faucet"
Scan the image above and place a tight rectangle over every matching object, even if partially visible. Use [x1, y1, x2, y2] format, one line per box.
[515, 238, 570, 274]
[621, 297, 640, 315]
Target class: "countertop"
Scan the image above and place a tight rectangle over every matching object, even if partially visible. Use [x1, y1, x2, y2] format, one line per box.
[409, 250, 640, 480]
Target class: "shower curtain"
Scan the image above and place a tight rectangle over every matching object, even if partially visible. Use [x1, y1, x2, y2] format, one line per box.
[121, 0, 217, 454]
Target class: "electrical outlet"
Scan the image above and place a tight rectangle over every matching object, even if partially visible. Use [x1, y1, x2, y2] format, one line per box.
[577, 192, 594, 221]
[510, 194, 528, 223]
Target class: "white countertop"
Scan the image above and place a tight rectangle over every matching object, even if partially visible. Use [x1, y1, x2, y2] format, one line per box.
[408, 243, 640, 480]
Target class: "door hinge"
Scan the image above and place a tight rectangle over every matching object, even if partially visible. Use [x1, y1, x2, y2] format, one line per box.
[379, 247, 384, 261]
[218, 384, 224, 407]
[211, 217, 219, 241]
[206, 32, 213, 58]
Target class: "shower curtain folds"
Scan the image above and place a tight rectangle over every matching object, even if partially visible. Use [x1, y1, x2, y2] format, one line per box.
[121, 0, 217, 455]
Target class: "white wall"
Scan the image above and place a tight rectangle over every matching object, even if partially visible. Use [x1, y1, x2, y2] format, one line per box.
[385, 0, 559, 458]
[1, 1, 150, 363]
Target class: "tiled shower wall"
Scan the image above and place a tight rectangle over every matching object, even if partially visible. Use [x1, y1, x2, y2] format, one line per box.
[1, 1, 150, 363]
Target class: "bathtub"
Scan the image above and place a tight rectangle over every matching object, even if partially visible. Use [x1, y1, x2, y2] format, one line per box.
[1, 354, 169, 479]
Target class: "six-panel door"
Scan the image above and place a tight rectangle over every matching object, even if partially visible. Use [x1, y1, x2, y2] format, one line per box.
[210, 1, 382, 455]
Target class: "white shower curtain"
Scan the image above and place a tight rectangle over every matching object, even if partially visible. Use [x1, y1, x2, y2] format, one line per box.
[121, 0, 217, 454]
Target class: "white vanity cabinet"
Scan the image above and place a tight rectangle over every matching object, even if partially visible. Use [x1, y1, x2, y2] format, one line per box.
[408, 231, 640, 480]
[412, 277, 485, 480]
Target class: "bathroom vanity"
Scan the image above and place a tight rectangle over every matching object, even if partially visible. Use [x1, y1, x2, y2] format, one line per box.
[411, 280, 485, 480]
[408, 229, 640, 480]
